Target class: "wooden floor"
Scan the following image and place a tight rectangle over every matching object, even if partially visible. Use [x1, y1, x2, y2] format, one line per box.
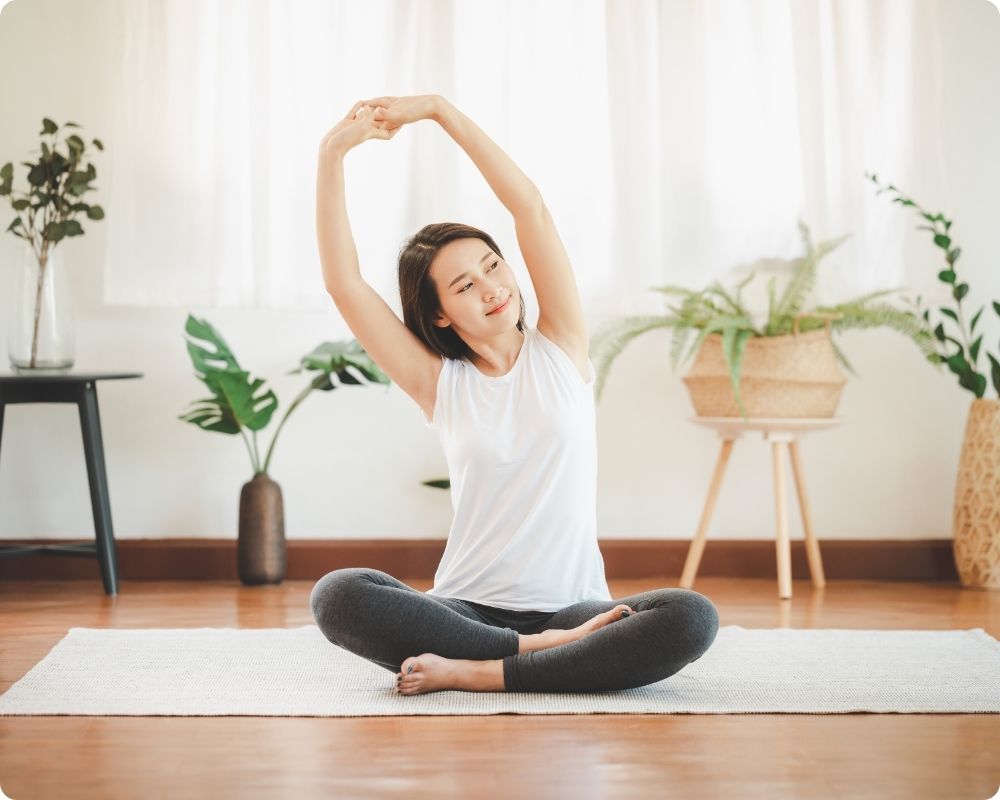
[1, 576, 998, 800]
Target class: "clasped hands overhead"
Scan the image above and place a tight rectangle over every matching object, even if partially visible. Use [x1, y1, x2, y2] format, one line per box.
[321, 94, 441, 155]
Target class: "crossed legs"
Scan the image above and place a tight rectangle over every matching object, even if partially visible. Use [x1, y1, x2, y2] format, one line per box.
[309, 567, 720, 694]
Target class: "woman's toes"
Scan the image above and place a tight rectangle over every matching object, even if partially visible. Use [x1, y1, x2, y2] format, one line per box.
[613, 604, 634, 620]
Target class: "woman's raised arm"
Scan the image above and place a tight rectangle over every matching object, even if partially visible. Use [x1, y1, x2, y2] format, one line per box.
[316, 101, 398, 294]
[419, 95, 588, 358]
[429, 97, 542, 218]
[315, 101, 442, 421]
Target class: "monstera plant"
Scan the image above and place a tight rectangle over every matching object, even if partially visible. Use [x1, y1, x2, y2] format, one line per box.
[178, 313, 390, 586]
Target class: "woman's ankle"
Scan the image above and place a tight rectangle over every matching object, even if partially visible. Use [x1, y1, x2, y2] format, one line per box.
[518, 632, 550, 654]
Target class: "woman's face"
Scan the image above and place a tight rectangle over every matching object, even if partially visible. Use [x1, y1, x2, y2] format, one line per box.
[429, 237, 519, 336]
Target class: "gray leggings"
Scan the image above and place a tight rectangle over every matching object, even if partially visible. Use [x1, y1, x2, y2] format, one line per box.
[309, 567, 720, 693]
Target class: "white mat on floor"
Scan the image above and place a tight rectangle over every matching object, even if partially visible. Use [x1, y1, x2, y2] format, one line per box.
[1, 624, 998, 716]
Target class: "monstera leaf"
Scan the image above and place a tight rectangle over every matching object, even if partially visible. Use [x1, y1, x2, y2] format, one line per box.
[179, 313, 391, 476]
[179, 314, 279, 434]
[288, 339, 391, 389]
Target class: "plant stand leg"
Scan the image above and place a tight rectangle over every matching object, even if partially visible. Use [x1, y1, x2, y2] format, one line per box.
[680, 434, 738, 589]
[788, 437, 827, 588]
[768, 433, 794, 600]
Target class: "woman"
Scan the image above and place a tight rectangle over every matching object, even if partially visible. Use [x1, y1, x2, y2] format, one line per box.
[311, 94, 720, 695]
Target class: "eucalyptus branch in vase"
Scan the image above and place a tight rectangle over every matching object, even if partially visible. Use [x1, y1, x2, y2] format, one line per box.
[0, 117, 105, 368]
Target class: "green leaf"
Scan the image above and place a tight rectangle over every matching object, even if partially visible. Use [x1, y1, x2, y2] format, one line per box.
[92, 138, 104, 151]
[291, 340, 391, 387]
[86, 205, 104, 220]
[64, 121, 81, 128]
[43, 220, 67, 242]
[66, 135, 85, 153]
[64, 219, 84, 236]
[945, 353, 968, 376]
[940, 307, 958, 323]
[210, 370, 278, 432]
[970, 306, 984, 333]
[970, 334, 982, 364]
[993, 301, 1000, 318]
[954, 284, 969, 302]
[0, 163, 12, 180]
[183, 314, 243, 374]
[946, 248, 961, 265]
[988, 354, 1000, 397]
[933, 233, 951, 250]
[958, 369, 987, 398]
[6, 217, 24, 232]
[41, 118, 58, 135]
[178, 399, 241, 435]
[938, 269, 955, 284]
[11, 198, 29, 211]
[181, 314, 279, 434]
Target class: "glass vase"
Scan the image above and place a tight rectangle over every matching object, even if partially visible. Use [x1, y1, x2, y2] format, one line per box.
[7, 243, 75, 371]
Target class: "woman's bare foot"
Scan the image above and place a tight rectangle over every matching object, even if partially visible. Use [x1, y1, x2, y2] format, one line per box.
[522, 603, 636, 653]
[395, 653, 504, 695]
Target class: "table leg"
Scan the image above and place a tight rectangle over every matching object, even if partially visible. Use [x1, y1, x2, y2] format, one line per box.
[788, 437, 827, 588]
[78, 381, 119, 596]
[771, 439, 793, 600]
[680, 436, 736, 589]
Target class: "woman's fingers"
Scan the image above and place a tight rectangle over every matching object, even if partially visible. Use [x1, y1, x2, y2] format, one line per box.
[361, 96, 398, 108]
[344, 100, 368, 120]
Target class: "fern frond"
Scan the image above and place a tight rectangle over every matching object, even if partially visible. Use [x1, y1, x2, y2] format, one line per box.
[816, 301, 943, 368]
[588, 315, 676, 403]
[772, 221, 850, 325]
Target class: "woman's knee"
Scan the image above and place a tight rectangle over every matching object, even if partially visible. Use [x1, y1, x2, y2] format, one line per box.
[309, 567, 380, 634]
[662, 589, 720, 662]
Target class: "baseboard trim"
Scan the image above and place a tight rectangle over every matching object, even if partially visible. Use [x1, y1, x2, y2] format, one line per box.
[0, 538, 960, 582]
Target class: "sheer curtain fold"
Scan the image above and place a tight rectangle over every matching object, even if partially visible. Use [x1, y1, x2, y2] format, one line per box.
[103, 0, 947, 324]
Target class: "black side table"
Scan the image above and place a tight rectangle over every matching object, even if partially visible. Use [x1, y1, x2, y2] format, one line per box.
[0, 371, 143, 595]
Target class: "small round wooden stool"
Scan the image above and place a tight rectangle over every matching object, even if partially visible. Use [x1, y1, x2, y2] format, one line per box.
[679, 416, 845, 600]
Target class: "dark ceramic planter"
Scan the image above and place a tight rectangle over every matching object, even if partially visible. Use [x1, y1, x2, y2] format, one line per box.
[237, 473, 286, 585]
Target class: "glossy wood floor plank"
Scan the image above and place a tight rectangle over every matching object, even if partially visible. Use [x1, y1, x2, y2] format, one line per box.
[1, 577, 998, 800]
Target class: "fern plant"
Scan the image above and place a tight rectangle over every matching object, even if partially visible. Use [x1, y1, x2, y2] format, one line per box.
[589, 220, 940, 420]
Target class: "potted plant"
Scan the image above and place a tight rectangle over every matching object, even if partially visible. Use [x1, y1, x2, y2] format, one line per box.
[178, 314, 390, 585]
[588, 220, 939, 421]
[868, 173, 1000, 590]
[0, 118, 104, 370]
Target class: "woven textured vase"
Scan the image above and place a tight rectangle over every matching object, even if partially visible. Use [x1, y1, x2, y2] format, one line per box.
[952, 398, 1000, 590]
[237, 473, 287, 585]
[681, 324, 848, 418]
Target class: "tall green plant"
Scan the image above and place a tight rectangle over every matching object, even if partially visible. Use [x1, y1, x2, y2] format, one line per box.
[178, 314, 390, 476]
[589, 220, 939, 420]
[866, 173, 996, 398]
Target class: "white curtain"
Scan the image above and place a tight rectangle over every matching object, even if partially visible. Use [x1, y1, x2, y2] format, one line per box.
[103, 0, 948, 324]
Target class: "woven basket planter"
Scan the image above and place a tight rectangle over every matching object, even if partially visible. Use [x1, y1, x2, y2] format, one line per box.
[681, 318, 848, 418]
[952, 398, 1000, 589]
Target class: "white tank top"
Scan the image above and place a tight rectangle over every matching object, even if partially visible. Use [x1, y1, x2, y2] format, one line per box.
[420, 325, 613, 612]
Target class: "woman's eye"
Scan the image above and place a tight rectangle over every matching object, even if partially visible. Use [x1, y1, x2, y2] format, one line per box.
[459, 262, 499, 293]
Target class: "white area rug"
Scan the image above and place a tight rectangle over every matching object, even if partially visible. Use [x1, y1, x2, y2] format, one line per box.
[1, 625, 998, 716]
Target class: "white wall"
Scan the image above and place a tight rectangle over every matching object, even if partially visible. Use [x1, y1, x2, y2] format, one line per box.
[0, 0, 996, 543]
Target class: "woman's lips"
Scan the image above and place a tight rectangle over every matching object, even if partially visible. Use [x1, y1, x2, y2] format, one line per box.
[487, 297, 510, 315]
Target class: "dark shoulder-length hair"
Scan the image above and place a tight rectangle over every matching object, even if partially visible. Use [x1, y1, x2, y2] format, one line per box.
[398, 222, 526, 361]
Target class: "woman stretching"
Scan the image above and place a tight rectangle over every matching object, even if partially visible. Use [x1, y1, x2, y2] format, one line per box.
[311, 94, 720, 695]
